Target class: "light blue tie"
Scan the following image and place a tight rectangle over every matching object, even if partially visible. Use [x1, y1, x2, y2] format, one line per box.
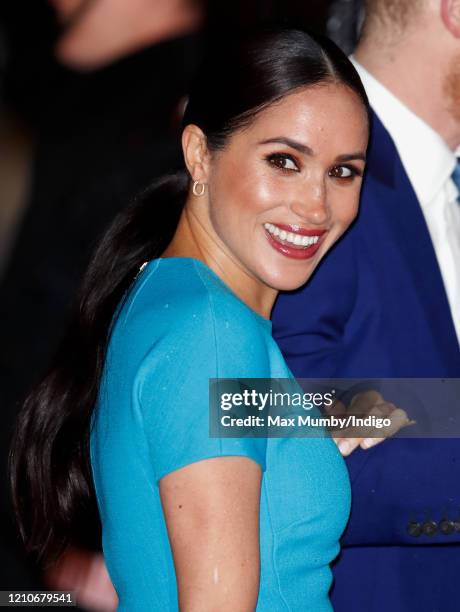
[451, 159, 460, 202]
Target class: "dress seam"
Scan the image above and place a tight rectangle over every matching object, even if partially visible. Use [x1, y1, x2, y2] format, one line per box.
[121, 259, 161, 328]
[263, 479, 291, 611]
[193, 260, 223, 459]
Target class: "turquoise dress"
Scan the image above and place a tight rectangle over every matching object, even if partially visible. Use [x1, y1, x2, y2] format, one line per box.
[90, 257, 351, 611]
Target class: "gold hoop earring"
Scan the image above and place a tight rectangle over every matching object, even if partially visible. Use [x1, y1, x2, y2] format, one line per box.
[192, 180, 206, 197]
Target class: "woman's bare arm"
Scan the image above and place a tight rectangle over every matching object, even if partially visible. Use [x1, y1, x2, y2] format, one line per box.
[159, 456, 262, 612]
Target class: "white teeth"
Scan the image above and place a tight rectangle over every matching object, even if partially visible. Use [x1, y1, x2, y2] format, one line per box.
[263, 223, 321, 247]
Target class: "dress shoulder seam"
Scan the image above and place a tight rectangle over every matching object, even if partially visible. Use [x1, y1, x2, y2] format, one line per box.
[192, 260, 223, 459]
[121, 259, 161, 328]
[192, 260, 221, 377]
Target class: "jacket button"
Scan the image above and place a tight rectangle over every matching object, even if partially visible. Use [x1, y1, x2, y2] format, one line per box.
[439, 520, 455, 535]
[422, 520, 437, 536]
[407, 521, 422, 537]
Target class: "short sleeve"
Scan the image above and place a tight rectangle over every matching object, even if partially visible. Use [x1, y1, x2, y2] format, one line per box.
[134, 292, 268, 483]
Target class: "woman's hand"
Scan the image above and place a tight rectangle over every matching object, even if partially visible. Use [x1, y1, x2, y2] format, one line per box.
[329, 390, 413, 457]
[160, 456, 262, 612]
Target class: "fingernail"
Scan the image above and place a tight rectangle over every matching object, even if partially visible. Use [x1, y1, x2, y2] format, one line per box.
[361, 438, 378, 449]
[338, 440, 351, 455]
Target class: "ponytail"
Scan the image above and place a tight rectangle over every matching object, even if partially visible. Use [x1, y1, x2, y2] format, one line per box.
[9, 170, 189, 562]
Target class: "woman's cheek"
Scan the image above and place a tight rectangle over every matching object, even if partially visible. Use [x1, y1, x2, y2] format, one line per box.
[228, 169, 279, 218]
[346, 192, 361, 224]
[334, 191, 360, 227]
[246, 168, 287, 213]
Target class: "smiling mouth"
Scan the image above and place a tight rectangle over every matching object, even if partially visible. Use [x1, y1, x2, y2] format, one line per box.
[264, 223, 323, 247]
[263, 222, 327, 259]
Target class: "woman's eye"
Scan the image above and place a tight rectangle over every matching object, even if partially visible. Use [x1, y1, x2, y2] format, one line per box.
[329, 165, 360, 180]
[266, 153, 300, 173]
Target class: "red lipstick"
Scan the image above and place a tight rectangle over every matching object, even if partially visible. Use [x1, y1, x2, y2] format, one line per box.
[271, 223, 327, 237]
[264, 223, 327, 260]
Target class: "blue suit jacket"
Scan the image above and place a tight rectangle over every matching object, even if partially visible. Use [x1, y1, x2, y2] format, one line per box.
[272, 111, 460, 612]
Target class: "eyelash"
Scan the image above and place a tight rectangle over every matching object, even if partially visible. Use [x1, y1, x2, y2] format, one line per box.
[328, 165, 363, 180]
[265, 152, 300, 174]
[265, 152, 363, 180]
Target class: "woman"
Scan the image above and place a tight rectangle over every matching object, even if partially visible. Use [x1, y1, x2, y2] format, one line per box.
[11, 25, 371, 610]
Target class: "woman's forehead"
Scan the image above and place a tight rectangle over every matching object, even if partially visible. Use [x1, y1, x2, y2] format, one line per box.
[232, 85, 368, 149]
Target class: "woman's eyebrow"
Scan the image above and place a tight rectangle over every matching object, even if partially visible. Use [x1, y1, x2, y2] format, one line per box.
[335, 152, 367, 162]
[258, 136, 313, 155]
[258, 137, 366, 163]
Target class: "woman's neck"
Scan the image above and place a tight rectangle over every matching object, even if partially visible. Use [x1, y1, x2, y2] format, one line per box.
[162, 207, 277, 320]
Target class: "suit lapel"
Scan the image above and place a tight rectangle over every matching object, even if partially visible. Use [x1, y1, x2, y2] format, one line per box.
[365, 111, 460, 367]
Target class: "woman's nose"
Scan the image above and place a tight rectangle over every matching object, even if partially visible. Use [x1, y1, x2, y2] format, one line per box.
[290, 181, 330, 226]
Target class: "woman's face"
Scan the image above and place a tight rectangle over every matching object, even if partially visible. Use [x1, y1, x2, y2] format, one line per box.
[203, 83, 368, 292]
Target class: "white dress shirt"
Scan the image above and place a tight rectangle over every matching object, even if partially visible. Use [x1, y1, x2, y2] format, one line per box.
[352, 59, 460, 346]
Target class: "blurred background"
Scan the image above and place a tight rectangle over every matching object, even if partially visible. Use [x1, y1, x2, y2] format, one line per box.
[0, 0, 363, 607]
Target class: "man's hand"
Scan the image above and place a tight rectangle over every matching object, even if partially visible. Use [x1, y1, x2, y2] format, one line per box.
[328, 390, 413, 456]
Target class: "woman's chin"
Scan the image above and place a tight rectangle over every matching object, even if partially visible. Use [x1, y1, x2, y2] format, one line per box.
[261, 270, 314, 293]
[277, 279, 311, 292]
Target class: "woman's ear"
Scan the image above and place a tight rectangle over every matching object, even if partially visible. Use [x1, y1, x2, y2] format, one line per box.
[441, 0, 460, 38]
[181, 124, 211, 183]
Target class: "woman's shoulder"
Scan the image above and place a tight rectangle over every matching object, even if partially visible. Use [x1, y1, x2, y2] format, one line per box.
[107, 257, 273, 383]
[125, 257, 213, 319]
[121, 257, 270, 340]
